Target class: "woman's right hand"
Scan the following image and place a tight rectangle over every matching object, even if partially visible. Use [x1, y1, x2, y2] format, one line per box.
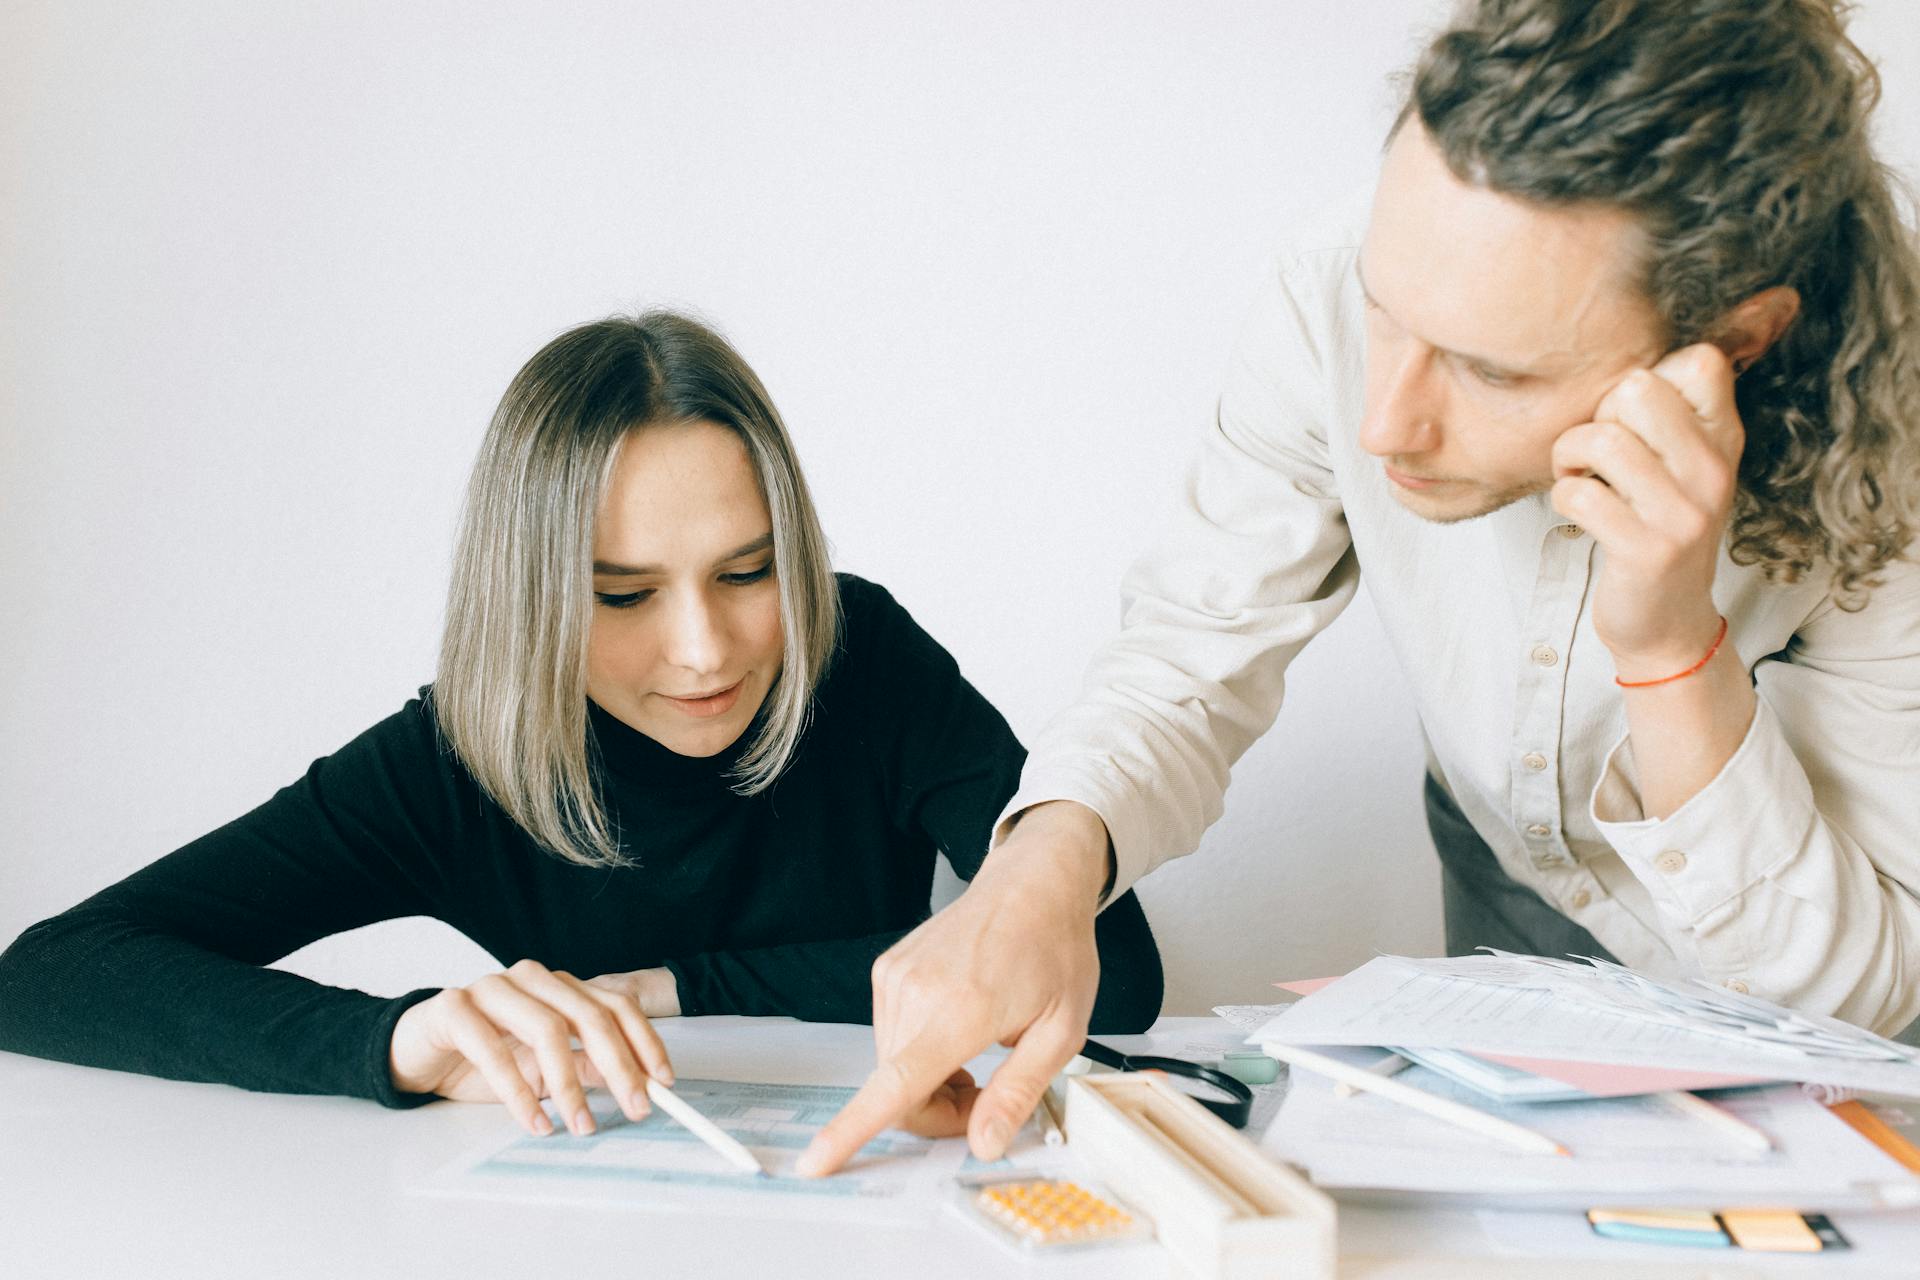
[389, 957, 673, 1138]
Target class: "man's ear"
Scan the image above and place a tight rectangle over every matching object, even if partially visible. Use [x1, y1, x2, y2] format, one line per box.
[1717, 286, 1801, 373]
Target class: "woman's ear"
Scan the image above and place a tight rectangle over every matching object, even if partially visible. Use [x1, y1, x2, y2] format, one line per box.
[1719, 285, 1801, 374]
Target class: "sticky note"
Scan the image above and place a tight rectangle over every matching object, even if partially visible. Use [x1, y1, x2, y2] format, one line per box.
[1588, 1208, 1723, 1232]
[1587, 1209, 1729, 1248]
[1719, 1209, 1821, 1253]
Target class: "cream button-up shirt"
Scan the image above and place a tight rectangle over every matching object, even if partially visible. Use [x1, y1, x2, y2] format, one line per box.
[1003, 201, 1920, 1035]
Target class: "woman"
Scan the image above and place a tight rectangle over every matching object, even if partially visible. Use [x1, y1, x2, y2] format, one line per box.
[0, 312, 1162, 1142]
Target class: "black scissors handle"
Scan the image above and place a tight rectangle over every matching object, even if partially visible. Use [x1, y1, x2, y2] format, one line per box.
[1079, 1038, 1256, 1130]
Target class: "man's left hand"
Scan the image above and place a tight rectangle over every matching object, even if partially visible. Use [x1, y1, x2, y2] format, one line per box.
[1551, 344, 1743, 680]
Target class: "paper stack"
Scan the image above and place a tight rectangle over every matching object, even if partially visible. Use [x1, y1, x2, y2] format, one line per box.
[1245, 952, 1920, 1210]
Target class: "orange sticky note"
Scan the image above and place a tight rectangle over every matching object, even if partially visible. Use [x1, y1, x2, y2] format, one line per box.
[1720, 1210, 1821, 1253]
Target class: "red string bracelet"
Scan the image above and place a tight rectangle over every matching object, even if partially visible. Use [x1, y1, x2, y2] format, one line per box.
[1614, 615, 1729, 688]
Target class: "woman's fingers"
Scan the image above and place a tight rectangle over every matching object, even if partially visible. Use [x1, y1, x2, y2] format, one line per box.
[436, 988, 554, 1136]
[467, 968, 599, 1135]
[569, 972, 675, 1084]
[403, 959, 677, 1138]
[534, 967, 664, 1120]
[504, 961, 674, 1126]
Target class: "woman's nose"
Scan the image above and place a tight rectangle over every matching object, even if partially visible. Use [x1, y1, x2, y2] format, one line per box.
[663, 593, 727, 675]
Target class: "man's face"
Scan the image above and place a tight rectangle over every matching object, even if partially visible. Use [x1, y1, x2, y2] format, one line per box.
[1357, 120, 1667, 523]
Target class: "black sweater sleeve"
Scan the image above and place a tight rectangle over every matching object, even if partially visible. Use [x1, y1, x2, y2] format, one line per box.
[0, 700, 458, 1106]
[662, 581, 1163, 1031]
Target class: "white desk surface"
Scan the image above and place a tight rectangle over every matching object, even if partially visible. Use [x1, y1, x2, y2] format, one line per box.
[5, 1015, 1918, 1279]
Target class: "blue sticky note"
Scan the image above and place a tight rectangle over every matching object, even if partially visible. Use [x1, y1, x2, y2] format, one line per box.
[1590, 1219, 1731, 1249]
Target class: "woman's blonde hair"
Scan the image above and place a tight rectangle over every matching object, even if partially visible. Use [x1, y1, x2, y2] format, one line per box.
[434, 312, 839, 867]
[1410, 0, 1920, 605]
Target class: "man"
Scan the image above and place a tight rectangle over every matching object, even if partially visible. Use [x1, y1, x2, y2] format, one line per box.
[799, 0, 1920, 1176]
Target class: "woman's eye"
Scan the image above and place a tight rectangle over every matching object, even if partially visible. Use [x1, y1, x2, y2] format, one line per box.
[722, 565, 774, 586]
[1468, 362, 1514, 388]
[594, 590, 652, 609]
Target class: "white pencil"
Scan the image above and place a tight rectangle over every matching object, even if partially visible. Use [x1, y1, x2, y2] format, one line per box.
[1262, 1042, 1570, 1157]
[1335, 1051, 1412, 1098]
[1660, 1089, 1774, 1153]
[645, 1078, 767, 1176]
[1036, 1082, 1067, 1147]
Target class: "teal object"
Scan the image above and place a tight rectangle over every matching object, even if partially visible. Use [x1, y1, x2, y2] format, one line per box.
[1217, 1051, 1280, 1086]
[1590, 1220, 1731, 1249]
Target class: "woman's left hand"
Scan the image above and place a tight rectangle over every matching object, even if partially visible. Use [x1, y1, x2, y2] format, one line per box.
[583, 968, 980, 1135]
[586, 967, 684, 1018]
[1550, 344, 1743, 681]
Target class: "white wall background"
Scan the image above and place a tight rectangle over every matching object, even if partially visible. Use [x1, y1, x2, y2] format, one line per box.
[4, 1, 1916, 1016]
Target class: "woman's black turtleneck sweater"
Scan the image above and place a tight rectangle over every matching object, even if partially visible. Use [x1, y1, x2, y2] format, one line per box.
[0, 575, 1162, 1107]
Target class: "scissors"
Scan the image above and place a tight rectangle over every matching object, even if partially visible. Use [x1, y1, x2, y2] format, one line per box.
[1078, 1038, 1256, 1129]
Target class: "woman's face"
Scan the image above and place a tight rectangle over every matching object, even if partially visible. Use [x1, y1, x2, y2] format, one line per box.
[586, 420, 785, 757]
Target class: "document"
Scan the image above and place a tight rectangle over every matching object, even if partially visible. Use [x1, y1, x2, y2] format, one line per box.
[426, 1077, 992, 1225]
[1250, 955, 1920, 1096]
[1264, 1062, 1920, 1207]
[416, 1017, 1070, 1226]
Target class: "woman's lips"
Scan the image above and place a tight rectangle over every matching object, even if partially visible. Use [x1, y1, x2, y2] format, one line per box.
[658, 678, 745, 719]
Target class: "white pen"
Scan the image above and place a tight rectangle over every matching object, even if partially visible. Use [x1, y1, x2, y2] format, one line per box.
[1335, 1051, 1413, 1099]
[1660, 1089, 1775, 1154]
[645, 1078, 768, 1176]
[1263, 1042, 1570, 1157]
[1036, 1081, 1067, 1146]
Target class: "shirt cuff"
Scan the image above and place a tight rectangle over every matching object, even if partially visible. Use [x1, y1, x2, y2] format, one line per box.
[366, 987, 448, 1110]
[994, 763, 1158, 911]
[1590, 697, 1816, 925]
[660, 959, 701, 1018]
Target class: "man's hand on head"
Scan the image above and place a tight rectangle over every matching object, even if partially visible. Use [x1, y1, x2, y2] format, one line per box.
[1550, 343, 1745, 676]
[794, 800, 1110, 1177]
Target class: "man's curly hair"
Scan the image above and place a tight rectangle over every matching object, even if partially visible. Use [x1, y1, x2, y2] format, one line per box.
[1410, 0, 1920, 605]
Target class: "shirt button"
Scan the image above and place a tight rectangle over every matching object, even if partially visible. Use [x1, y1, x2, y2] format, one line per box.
[1725, 979, 1750, 995]
[1655, 849, 1689, 875]
[1526, 822, 1551, 838]
[1530, 644, 1559, 667]
[1558, 524, 1584, 539]
[1570, 889, 1592, 911]
[1523, 752, 1549, 772]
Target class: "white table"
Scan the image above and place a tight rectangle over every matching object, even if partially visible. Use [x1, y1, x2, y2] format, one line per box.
[4, 1017, 1916, 1279]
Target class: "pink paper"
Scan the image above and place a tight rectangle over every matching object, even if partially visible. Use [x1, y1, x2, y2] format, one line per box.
[1274, 976, 1344, 997]
[1475, 1053, 1772, 1097]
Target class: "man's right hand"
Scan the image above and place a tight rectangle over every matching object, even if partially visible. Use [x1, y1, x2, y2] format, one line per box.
[795, 800, 1111, 1176]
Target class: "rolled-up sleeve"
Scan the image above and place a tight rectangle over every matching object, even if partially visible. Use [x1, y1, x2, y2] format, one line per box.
[998, 251, 1360, 902]
[1592, 559, 1920, 1036]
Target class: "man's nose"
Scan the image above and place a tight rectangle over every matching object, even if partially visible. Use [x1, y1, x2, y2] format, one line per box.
[1359, 339, 1443, 458]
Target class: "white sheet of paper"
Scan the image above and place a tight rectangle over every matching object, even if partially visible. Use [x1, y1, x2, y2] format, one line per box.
[415, 1017, 1074, 1226]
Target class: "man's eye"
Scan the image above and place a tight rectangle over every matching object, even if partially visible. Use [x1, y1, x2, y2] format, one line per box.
[595, 590, 652, 609]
